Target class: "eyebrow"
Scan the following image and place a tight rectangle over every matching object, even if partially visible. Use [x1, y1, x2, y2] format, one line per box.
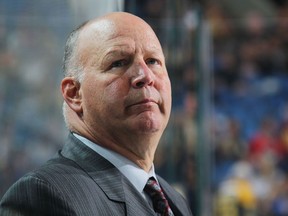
[97, 47, 131, 69]
[101, 49, 132, 66]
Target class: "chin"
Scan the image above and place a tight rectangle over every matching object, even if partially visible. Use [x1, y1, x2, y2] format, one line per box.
[137, 119, 162, 134]
[130, 111, 167, 134]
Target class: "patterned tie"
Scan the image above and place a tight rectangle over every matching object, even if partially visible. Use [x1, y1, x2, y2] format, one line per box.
[144, 177, 174, 216]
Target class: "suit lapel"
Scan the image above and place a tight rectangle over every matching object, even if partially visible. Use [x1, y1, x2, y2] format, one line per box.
[92, 170, 156, 215]
[122, 177, 157, 216]
[61, 133, 126, 202]
[61, 133, 157, 215]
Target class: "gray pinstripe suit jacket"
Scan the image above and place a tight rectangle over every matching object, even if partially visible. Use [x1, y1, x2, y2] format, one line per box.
[0, 133, 193, 216]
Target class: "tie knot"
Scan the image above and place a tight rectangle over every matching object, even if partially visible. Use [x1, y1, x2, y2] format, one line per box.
[145, 177, 161, 193]
[144, 177, 174, 216]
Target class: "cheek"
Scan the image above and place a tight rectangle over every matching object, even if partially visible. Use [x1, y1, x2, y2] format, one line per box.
[161, 78, 172, 105]
[83, 74, 127, 103]
[101, 79, 129, 109]
[81, 76, 105, 112]
[155, 76, 172, 118]
[83, 84, 102, 113]
[105, 81, 125, 97]
[165, 87, 172, 116]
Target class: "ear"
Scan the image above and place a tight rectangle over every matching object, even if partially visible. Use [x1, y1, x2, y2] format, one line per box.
[61, 77, 83, 114]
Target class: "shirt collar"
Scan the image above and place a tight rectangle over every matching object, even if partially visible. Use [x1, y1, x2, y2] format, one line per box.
[73, 133, 157, 195]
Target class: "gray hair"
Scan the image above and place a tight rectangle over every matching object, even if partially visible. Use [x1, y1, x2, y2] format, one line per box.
[62, 21, 89, 129]
[62, 20, 89, 82]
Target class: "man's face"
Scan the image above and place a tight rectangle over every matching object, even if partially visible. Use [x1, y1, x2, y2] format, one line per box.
[76, 16, 172, 145]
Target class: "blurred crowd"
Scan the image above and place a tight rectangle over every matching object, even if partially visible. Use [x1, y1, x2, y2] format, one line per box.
[207, 1, 288, 215]
[127, 0, 288, 215]
[1, 0, 288, 216]
[0, 0, 73, 197]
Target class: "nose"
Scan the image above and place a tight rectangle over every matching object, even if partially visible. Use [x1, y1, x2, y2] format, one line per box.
[131, 62, 154, 88]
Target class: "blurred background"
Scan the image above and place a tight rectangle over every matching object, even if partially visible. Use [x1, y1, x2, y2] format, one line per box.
[1, 0, 288, 215]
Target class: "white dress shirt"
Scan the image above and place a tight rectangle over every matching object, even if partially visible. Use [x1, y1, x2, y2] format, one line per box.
[73, 133, 158, 200]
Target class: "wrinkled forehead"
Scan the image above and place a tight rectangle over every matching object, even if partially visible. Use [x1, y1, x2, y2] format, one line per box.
[75, 16, 165, 69]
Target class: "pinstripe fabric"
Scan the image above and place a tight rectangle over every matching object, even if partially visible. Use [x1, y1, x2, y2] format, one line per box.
[0, 133, 193, 216]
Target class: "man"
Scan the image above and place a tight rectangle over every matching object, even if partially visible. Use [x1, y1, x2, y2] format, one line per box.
[0, 12, 193, 216]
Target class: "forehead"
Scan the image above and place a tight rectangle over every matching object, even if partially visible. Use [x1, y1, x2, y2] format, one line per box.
[82, 19, 117, 41]
[78, 18, 163, 56]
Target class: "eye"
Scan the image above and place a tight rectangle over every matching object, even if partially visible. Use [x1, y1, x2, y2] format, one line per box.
[146, 58, 160, 66]
[110, 59, 129, 69]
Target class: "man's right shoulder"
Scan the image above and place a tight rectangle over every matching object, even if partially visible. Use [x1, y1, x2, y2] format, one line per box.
[25, 151, 85, 183]
[0, 153, 86, 216]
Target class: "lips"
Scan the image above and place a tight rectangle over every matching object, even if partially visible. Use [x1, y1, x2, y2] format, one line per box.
[131, 99, 157, 106]
[126, 98, 159, 111]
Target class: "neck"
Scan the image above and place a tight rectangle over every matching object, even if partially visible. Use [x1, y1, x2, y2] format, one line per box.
[73, 123, 160, 173]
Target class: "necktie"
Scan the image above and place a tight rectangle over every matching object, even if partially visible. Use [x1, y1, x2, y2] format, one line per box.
[144, 177, 174, 216]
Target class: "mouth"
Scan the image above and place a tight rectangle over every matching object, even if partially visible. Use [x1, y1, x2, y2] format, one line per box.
[128, 99, 157, 108]
[125, 98, 160, 114]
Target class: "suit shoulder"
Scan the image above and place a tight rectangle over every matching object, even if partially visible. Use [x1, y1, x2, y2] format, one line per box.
[0, 169, 75, 216]
[0, 153, 87, 215]
[3, 152, 87, 198]
[27, 151, 83, 179]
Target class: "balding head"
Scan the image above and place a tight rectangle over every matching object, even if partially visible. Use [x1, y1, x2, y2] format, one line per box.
[63, 12, 161, 82]
[62, 12, 166, 130]
[61, 12, 171, 171]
